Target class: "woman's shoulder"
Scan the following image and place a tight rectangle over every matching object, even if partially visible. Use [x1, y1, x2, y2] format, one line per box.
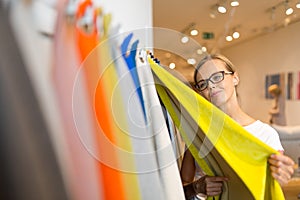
[258, 120, 278, 130]
[245, 120, 283, 150]
[245, 120, 279, 135]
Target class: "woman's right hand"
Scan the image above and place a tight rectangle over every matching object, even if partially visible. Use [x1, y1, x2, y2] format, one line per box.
[194, 175, 228, 197]
[205, 176, 229, 196]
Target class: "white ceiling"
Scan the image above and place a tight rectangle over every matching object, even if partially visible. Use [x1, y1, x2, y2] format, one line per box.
[152, 0, 300, 81]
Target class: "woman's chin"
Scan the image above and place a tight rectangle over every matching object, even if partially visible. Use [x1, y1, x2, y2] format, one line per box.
[211, 97, 225, 108]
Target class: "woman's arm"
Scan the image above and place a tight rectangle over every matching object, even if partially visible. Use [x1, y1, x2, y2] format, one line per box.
[180, 149, 196, 184]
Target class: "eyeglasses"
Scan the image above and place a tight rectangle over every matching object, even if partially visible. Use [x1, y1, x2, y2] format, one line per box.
[194, 71, 234, 91]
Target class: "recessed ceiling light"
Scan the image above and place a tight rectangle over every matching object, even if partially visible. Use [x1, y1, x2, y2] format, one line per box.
[226, 35, 233, 41]
[190, 29, 199, 36]
[187, 58, 196, 65]
[169, 62, 176, 69]
[284, 17, 291, 26]
[197, 49, 203, 55]
[285, 1, 294, 15]
[209, 5, 218, 18]
[232, 31, 240, 39]
[181, 36, 189, 43]
[230, 0, 239, 7]
[217, 5, 227, 13]
[285, 7, 293, 15]
[209, 12, 216, 19]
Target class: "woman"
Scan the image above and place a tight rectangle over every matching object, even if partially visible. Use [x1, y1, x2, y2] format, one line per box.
[181, 54, 294, 199]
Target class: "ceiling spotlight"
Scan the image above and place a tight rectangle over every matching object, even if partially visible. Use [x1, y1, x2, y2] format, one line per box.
[296, 0, 300, 8]
[217, 5, 227, 13]
[232, 31, 240, 39]
[190, 29, 199, 36]
[187, 58, 196, 65]
[226, 35, 233, 41]
[285, 7, 293, 15]
[285, 1, 294, 15]
[181, 36, 189, 43]
[284, 17, 291, 26]
[230, 0, 239, 7]
[201, 46, 207, 52]
[209, 4, 218, 18]
[180, 22, 196, 41]
[209, 11, 217, 19]
[209, 5, 218, 18]
[169, 63, 176, 69]
[197, 49, 203, 55]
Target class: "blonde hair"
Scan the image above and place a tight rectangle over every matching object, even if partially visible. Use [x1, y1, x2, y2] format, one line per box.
[193, 54, 236, 84]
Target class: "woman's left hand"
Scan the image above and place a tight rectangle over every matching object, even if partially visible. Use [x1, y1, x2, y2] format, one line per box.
[268, 153, 295, 186]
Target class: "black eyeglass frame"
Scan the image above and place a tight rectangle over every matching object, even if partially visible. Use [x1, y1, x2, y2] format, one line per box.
[194, 71, 234, 91]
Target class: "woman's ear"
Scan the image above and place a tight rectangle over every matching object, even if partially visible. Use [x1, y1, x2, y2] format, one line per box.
[233, 72, 239, 86]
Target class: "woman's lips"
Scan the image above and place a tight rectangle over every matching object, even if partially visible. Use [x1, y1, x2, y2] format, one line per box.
[210, 90, 221, 97]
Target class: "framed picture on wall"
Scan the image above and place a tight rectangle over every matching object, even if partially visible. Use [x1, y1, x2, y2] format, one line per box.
[286, 71, 300, 100]
[287, 72, 293, 100]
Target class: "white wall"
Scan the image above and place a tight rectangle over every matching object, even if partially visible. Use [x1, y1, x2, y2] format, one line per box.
[222, 21, 300, 125]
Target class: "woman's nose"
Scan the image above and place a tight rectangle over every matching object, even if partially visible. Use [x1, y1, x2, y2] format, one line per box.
[207, 80, 216, 89]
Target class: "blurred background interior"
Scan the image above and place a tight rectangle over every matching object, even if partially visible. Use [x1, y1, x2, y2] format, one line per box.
[0, 0, 300, 199]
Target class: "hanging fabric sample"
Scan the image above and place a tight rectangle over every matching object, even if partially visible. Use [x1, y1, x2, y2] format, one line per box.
[52, 0, 103, 199]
